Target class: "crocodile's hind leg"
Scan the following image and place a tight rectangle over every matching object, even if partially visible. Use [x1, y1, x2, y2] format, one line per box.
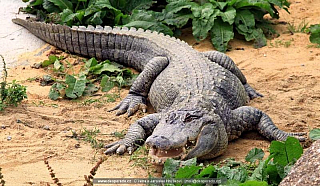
[227, 106, 306, 141]
[202, 51, 262, 99]
[109, 56, 169, 116]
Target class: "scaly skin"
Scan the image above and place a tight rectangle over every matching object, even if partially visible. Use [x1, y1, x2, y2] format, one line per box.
[12, 18, 306, 161]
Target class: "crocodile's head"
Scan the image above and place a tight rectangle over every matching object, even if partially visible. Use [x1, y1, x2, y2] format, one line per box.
[145, 95, 227, 164]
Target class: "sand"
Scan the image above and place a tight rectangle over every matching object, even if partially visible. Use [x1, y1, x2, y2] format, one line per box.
[0, 0, 320, 185]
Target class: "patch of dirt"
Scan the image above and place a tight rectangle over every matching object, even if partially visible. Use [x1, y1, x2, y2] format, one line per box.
[1, 0, 320, 185]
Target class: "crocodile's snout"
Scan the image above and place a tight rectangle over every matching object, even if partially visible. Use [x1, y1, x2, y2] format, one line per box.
[145, 135, 172, 150]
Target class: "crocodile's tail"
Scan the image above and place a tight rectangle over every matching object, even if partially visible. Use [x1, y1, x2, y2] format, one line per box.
[11, 18, 160, 71]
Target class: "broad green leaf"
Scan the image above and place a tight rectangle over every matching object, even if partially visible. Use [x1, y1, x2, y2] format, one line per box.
[217, 166, 248, 183]
[85, 58, 98, 69]
[29, 0, 44, 6]
[309, 128, 320, 140]
[239, 180, 268, 186]
[43, 0, 60, 13]
[83, 83, 99, 96]
[269, 140, 287, 166]
[90, 62, 122, 75]
[309, 24, 320, 45]
[42, 55, 58, 67]
[164, 0, 195, 28]
[164, 13, 193, 28]
[65, 75, 87, 99]
[175, 165, 202, 179]
[87, 11, 106, 25]
[111, 0, 155, 14]
[162, 158, 197, 179]
[165, 0, 196, 14]
[197, 165, 216, 178]
[163, 158, 182, 178]
[210, 18, 234, 52]
[235, 10, 266, 48]
[60, 9, 74, 25]
[235, 10, 255, 34]
[245, 148, 264, 163]
[270, 137, 303, 167]
[53, 59, 62, 70]
[100, 75, 115, 92]
[248, 160, 265, 181]
[124, 21, 173, 36]
[233, 0, 275, 18]
[48, 0, 73, 10]
[284, 136, 303, 164]
[219, 6, 236, 25]
[192, 3, 220, 41]
[265, 163, 282, 185]
[49, 83, 66, 100]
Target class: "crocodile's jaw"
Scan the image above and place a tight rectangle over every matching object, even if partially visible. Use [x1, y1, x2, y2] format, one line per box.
[148, 147, 186, 164]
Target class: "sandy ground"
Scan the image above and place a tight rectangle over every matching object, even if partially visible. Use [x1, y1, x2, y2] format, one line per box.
[1, 0, 320, 185]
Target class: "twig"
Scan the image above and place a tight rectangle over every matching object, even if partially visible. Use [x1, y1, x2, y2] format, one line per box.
[44, 156, 62, 186]
[83, 157, 107, 186]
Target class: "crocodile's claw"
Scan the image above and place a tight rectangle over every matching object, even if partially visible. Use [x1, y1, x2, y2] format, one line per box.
[105, 140, 136, 155]
[109, 94, 147, 116]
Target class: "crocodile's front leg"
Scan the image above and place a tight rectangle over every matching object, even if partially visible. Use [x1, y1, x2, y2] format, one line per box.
[227, 106, 306, 141]
[202, 51, 262, 99]
[110, 57, 169, 116]
[105, 113, 160, 154]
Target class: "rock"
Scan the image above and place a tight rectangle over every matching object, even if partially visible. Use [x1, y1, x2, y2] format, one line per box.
[280, 140, 320, 186]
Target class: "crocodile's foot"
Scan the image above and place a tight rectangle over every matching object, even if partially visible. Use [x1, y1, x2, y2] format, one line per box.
[244, 83, 263, 99]
[109, 94, 147, 116]
[104, 140, 136, 155]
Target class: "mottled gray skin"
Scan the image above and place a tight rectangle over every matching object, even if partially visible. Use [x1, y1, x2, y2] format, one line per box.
[12, 18, 306, 160]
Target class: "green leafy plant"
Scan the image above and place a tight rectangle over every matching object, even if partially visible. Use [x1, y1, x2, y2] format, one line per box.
[309, 128, 320, 141]
[21, 0, 291, 52]
[162, 136, 303, 186]
[39, 55, 136, 100]
[0, 55, 27, 111]
[309, 24, 320, 46]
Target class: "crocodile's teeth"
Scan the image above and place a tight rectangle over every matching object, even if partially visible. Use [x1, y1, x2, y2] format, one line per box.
[165, 151, 168, 154]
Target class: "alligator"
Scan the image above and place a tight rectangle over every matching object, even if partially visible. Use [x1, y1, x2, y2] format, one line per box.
[12, 18, 306, 162]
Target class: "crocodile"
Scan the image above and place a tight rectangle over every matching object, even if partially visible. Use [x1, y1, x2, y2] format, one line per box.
[12, 18, 306, 162]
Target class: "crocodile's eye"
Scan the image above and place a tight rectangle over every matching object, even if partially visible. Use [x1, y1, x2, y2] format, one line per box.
[184, 113, 199, 122]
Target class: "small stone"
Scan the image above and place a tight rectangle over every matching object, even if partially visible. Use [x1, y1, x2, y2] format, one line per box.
[75, 144, 80, 148]
[43, 125, 50, 130]
[263, 54, 267, 57]
[7, 136, 12, 141]
[1, 125, 6, 129]
[16, 119, 22, 123]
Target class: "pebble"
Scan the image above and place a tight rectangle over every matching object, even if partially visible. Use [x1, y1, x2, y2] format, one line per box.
[7, 136, 12, 141]
[43, 125, 50, 130]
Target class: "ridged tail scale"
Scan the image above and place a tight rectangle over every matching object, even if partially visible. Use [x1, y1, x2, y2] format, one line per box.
[12, 18, 156, 71]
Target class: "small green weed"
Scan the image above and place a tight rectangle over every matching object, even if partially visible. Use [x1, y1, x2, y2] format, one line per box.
[79, 128, 104, 149]
[111, 129, 127, 139]
[0, 55, 27, 111]
[130, 145, 151, 170]
[36, 55, 136, 100]
[162, 136, 303, 186]
[269, 38, 294, 48]
[286, 19, 309, 34]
